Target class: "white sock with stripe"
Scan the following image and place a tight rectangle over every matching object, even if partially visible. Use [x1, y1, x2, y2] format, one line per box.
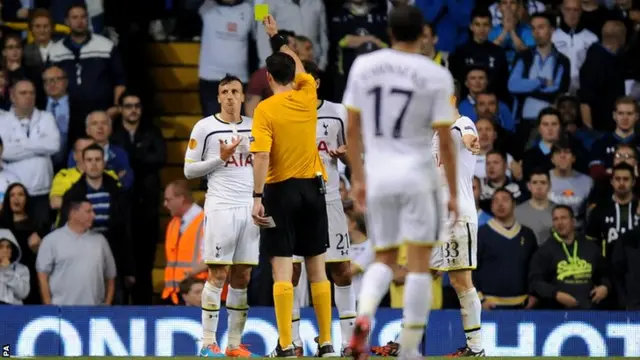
[458, 287, 482, 352]
[201, 281, 222, 346]
[398, 272, 432, 356]
[334, 283, 356, 348]
[226, 286, 249, 350]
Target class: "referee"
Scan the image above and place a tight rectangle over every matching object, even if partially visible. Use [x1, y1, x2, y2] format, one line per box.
[249, 15, 335, 358]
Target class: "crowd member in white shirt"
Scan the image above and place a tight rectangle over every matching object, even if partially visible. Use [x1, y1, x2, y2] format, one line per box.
[0, 79, 60, 226]
[190, 0, 253, 117]
[552, 0, 598, 94]
[0, 137, 20, 211]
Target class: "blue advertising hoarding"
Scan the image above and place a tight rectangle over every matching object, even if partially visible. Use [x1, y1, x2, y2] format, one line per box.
[0, 307, 638, 357]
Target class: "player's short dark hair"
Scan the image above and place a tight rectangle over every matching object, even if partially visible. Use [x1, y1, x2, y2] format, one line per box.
[453, 79, 462, 106]
[486, 149, 507, 163]
[388, 5, 425, 42]
[537, 107, 561, 125]
[528, 168, 550, 182]
[302, 60, 321, 81]
[471, 7, 492, 22]
[530, 12, 555, 27]
[82, 143, 104, 159]
[219, 74, 243, 88]
[492, 187, 515, 202]
[612, 162, 636, 179]
[552, 204, 574, 218]
[423, 21, 436, 37]
[295, 35, 311, 43]
[278, 29, 296, 40]
[266, 52, 296, 86]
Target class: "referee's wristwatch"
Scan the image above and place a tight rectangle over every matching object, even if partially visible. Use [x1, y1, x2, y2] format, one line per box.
[253, 192, 263, 198]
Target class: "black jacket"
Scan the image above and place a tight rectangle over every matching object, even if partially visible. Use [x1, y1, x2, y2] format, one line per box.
[612, 227, 640, 309]
[529, 235, 611, 309]
[60, 174, 135, 277]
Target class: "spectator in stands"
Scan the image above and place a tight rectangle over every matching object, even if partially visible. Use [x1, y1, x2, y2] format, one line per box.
[588, 97, 639, 180]
[474, 92, 515, 132]
[112, 92, 166, 305]
[515, 169, 555, 245]
[522, 108, 572, 179]
[245, 30, 297, 117]
[579, 20, 628, 131]
[161, 180, 206, 305]
[295, 35, 315, 62]
[474, 176, 492, 226]
[329, 0, 388, 96]
[420, 23, 448, 67]
[49, 3, 126, 143]
[459, 67, 489, 118]
[0, 183, 48, 304]
[586, 163, 638, 258]
[552, 0, 598, 94]
[256, 0, 328, 69]
[0, 229, 30, 305]
[339, 176, 350, 202]
[4, 33, 28, 84]
[556, 94, 601, 151]
[612, 213, 640, 310]
[23, 9, 55, 73]
[489, 0, 535, 65]
[508, 13, 570, 126]
[0, 69, 10, 111]
[43, 65, 71, 171]
[449, 8, 509, 100]
[488, 0, 545, 27]
[188, 0, 252, 117]
[415, 0, 474, 53]
[60, 144, 135, 303]
[68, 111, 134, 190]
[50, 137, 119, 210]
[0, 138, 20, 209]
[475, 119, 514, 181]
[179, 277, 204, 307]
[37, 196, 117, 305]
[479, 150, 527, 213]
[547, 142, 593, 225]
[580, 0, 612, 38]
[475, 188, 538, 309]
[588, 144, 640, 207]
[611, 0, 636, 40]
[529, 205, 610, 309]
[0, 79, 60, 227]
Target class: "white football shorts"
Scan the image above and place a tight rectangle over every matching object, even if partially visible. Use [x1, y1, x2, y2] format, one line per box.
[203, 206, 260, 265]
[430, 221, 478, 271]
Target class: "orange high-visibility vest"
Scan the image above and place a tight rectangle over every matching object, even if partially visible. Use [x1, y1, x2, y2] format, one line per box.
[162, 211, 207, 304]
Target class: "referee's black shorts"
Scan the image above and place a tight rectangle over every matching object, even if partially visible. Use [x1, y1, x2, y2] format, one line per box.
[260, 178, 329, 258]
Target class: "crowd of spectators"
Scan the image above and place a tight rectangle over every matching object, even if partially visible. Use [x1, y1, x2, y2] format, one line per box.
[1, 0, 639, 312]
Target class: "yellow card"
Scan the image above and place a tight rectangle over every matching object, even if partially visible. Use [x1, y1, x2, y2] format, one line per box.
[254, 4, 269, 21]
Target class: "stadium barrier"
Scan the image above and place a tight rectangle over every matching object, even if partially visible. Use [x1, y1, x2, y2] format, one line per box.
[0, 307, 638, 357]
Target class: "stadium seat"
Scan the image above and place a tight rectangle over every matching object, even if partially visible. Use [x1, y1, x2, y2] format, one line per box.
[149, 67, 198, 91]
[147, 42, 200, 66]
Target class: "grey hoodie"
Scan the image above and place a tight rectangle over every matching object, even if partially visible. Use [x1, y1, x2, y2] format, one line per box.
[0, 229, 30, 304]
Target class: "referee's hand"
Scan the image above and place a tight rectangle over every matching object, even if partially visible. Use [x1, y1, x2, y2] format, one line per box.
[252, 198, 270, 227]
[263, 15, 278, 37]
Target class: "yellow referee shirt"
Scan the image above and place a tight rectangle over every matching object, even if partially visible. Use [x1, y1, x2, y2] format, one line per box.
[250, 72, 327, 184]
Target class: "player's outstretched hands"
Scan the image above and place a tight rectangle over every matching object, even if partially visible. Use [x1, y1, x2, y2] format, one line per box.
[351, 180, 367, 213]
[328, 145, 347, 158]
[468, 137, 480, 155]
[263, 14, 278, 37]
[219, 137, 242, 161]
[448, 197, 459, 223]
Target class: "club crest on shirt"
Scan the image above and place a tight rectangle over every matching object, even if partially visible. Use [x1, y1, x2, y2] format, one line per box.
[188, 138, 197, 149]
[249, 136, 255, 143]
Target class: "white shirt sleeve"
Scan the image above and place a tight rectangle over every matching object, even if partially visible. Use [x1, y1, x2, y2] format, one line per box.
[183, 122, 225, 179]
[342, 58, 363, 112]
[430, 72, 456, 128]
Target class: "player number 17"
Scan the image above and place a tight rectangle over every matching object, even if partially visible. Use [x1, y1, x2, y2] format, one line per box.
[368, 86, 414, 139]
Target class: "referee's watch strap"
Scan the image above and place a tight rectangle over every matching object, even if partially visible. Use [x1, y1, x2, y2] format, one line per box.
[269, 34, 288, 53]
[253, 192, 263, 198]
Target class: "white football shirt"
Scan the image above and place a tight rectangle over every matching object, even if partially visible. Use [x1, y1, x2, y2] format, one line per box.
[317, 100, 347, 203]
[184, 115, 254, 210]
[432, 116, 478, 225]
[342, 49, 456, 195]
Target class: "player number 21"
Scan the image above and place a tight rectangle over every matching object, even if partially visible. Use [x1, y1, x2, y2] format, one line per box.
[368, 86, 414, 139]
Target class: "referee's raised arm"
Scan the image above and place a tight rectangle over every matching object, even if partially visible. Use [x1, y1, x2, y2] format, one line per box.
[248, 14, 336, 357]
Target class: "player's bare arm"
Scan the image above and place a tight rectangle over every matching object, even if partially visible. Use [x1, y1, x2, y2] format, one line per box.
[436, 125, 458, 221]
[263, 15, 305, 75]
[346, 109, 365, 211]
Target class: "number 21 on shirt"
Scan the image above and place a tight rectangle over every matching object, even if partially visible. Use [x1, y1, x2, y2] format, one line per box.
[368, 86, 413, 139]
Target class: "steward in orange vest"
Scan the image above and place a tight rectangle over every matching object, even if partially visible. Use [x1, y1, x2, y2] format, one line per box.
[162, 204, 208, 304]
